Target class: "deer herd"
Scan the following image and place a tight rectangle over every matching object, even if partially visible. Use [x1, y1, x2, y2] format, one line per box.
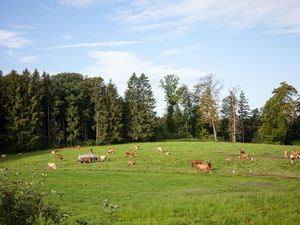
[1, 144, 299, 173]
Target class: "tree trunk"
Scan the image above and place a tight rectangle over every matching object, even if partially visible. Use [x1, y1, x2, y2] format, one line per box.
[233, 111, 236, 142]
[212, 122, 218, 141]
[47, 104, 50, 141]
[96, 112, 99, 143]
[241, 121, 244, 143]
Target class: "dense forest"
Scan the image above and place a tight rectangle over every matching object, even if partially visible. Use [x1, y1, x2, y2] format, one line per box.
[0, 69, 299, 152]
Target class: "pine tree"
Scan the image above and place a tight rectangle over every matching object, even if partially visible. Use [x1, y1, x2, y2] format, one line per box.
[91, 77, 107, 145]
[105, 81, 124, 144]
[26, 69, 43, 148]
[0, 70, 8, 149]
[237, 90, 250, 142]
[248, 108, 262, 143]
[125, 73, 156, 141]
[220, 96, 230, 141]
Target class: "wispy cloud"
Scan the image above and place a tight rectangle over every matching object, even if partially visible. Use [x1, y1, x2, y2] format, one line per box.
[162, 45, 204, 56]
[112, 0, 300, 35]
[19, 55, 39, 64]
[57, 0, 102, 7]
[0, 29, 32, 49]
[8, 23, 35, 30]
[83, 50, 202, 82]
[83, 50, 204, 115]
[38, 40, 142, 50]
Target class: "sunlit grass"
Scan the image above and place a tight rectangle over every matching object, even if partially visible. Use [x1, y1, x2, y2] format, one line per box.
[1, 142, 300, 224]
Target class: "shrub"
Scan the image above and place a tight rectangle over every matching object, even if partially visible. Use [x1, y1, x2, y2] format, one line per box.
[0, 169, 70, 225]
[99, 199, 119, 225]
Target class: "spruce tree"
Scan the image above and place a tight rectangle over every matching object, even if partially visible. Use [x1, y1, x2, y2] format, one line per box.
[125, 73, 156, 141]
[91, 77, 107, 145]
[105, 81, 124, 144]
[237, 90, 250, 142]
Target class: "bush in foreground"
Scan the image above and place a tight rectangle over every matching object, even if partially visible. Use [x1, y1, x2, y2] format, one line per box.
[0, 169, 69, 225]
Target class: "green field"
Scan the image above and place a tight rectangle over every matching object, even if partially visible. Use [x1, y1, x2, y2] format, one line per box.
[1, 142, 300, 225]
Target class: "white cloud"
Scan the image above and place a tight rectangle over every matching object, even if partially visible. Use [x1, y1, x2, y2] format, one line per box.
[162, 45, 204, 56]
[0, 29, 31, 49]
[19, 55, 39, 64]
[112, 0, 300, 35]
[57, 0, 101, 7]
[8, 24, 35, 30]
[38, 40, 142, 50]
[162, 49, 183, 56]
[82, 50, 204, 115]
[84, 50, 202, 81]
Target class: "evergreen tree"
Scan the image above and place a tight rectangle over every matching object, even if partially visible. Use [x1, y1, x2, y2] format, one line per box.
[248, 108, 262, 143]
[79, 78, 97, 141]
[0, 70, 8, 149]
[90, 77, 107, 145]
[27, 69, 43, 148]
[2, 69, 43, 150]
[220, 96, 230, 141]
[260, 82, 298, 144]
[51, 73, 84, 146]
[3, 70, 23, 150]
[105, 81, 124, 144]
[125, 73, 156, 141]
[237, 90, 250, 142]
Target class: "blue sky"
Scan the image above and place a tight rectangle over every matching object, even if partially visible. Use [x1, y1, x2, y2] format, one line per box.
[1, 0, 300, 115]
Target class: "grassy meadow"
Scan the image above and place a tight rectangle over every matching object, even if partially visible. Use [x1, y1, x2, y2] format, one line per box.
[1, 141, 300, 225]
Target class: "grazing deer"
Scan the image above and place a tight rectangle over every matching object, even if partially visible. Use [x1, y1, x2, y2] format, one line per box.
[107, 148, 115, 155]
[57, 154, 64, 161]
[48, 163, 57, 170]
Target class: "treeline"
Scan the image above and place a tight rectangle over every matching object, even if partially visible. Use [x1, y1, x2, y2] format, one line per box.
[0, 70, 299, 152]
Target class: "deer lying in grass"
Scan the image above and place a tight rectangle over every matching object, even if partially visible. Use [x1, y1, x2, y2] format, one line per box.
[126, 152, 136, 157]
[134, 145, 142, 150]
[196, 162, 212, 172]
[191, 160, 202, 167]
[107, 148, 115, 155]
[128, 160, 136, 166]
[154, 147, 163, 153]
[98, 155, 107, 162]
